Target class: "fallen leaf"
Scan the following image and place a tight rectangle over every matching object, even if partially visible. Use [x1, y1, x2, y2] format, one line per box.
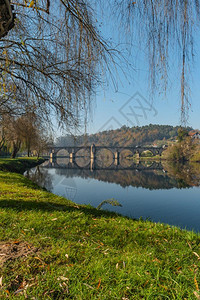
[194, 276, 199, 291]
[194, 291, 200, 299]
[193, 252, 200, 260]
[83, 283, 94, 289]
[66, 264, 74, 267]
[153, 258, 161, 263]
[159, 284, 168, 290]
[143, 280, 149, 287]
[34, 257, 46, 264]
[57, 276, 69, 281]
[97, 278, 101, 289]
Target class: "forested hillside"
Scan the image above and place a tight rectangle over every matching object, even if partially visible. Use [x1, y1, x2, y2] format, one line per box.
[56, 124, 193, 147]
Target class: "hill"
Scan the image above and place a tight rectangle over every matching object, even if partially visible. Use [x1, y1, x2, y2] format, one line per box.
[56, 124, 193, 147]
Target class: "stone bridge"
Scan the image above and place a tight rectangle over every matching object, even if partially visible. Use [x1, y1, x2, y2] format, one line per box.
[49, 144, 167, 169]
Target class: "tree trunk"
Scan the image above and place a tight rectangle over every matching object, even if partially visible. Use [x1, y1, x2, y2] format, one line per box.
[11, 145, 18, 158]
[27, 140, 31, 157]
[0, 136, 5, 154]
[11, 140, 21, 158]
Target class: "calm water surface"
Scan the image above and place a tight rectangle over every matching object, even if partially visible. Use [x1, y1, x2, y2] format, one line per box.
[25, 159, 200, 232]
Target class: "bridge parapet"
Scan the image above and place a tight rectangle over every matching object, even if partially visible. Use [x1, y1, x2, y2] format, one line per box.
[50, 146, 91, 156]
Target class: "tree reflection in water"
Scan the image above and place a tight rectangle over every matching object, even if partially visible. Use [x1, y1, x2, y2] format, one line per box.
[26, 160, 200, 191]
[24, 160, 200, 231]
[25, 166, 53, 192]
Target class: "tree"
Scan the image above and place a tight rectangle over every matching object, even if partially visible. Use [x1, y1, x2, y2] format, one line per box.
[1, 110, 50, 158]
[0, 0, 15, 38]
[2, 115, 23, 158]
[177, 127, 189, 142]
[17, 111, 39, 157]
[0, 0, 119, 128]
[32, 133, 52, 158]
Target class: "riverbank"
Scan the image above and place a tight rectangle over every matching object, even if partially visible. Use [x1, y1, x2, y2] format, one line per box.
[0, 157, 45, 174]
[0, 158, 200, 299]
[127, 155, 163, 161]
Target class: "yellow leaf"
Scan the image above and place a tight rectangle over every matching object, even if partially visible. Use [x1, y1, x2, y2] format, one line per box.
[29, 1, 34, 8]
[3, 83, 6, 93]
[194, 276, 199, 291]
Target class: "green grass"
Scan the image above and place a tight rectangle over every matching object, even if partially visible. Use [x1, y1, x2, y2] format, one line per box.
[0, 158, 200, 299]
[0, 157, 45, 174]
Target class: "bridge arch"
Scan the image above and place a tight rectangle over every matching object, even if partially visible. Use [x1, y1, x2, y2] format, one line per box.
[56, 148, 69, 156]
[75, 148, 90, 168]
[95, 147, 115, 168]
[139, 149, 155, 157]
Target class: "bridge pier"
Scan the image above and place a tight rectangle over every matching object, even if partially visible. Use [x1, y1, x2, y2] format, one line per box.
[50, 151, 56, 163]
[114, 151, 119, 165]
[69, 151, 75, 164]
[90, 159, 95, 171]
[49, 160, 55, 167]
[90, 144, 96, 160]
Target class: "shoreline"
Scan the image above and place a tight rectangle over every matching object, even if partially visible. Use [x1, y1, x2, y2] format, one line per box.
[0, 157, 46, 174]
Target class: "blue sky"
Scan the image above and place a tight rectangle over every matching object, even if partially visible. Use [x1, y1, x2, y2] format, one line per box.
[86, 67, 200, 134]
[84, 51, 200, 134]
[84, 3, 200, 134]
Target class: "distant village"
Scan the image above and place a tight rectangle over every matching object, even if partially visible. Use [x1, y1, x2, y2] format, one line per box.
[188, 130, 200, 140]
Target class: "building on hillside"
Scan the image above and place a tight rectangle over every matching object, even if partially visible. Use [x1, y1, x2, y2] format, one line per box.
[188, 130, 200, 141]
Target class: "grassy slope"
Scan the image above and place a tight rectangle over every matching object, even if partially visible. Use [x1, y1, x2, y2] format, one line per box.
[0, 157, 45, 174]
[0, 159, 200, 299]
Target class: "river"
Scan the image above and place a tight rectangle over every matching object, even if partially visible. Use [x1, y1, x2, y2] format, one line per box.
[25, 159, 200, 232]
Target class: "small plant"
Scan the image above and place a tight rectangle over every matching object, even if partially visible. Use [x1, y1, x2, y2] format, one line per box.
[97, 198, 122, 210]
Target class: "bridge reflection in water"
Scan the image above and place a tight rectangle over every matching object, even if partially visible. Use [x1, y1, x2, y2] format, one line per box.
[47, 158, 164, 171]
[49, 144, 166, 171]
